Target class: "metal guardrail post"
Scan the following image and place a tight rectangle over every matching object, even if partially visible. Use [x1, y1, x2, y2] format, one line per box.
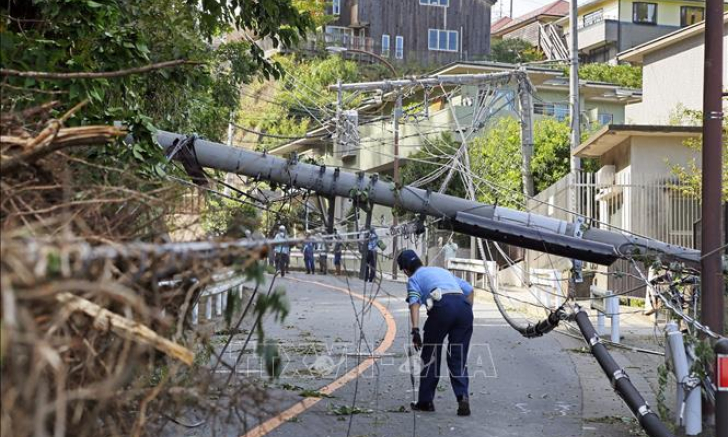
[665, 322, 701, 435]
[716, 339, 728, 437]
[607, 291, 619, 343]
[590, 286, 620, 343]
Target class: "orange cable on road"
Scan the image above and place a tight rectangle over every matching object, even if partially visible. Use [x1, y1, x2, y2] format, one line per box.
[239, 278, 398, 437]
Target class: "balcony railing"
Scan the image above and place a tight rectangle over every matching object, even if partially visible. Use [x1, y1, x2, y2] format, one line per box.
[578, 14, 618, 30]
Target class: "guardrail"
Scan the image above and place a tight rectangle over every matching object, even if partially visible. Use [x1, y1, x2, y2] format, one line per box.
[447, 258, 498, 290]
[590, 285, 620, 343]
[530, 268, 564, 310]
[191, 275, 249, 325]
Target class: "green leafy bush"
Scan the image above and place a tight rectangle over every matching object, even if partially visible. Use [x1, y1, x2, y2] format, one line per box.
[489, 38, 545, 64]
[564, 63, 643, 89]
[201, 196, 261, 238]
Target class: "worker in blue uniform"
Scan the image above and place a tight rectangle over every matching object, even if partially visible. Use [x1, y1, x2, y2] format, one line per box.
[396, 249, 474, 416]
[365, 227, 378, 282]
[302, 231, 315, 274]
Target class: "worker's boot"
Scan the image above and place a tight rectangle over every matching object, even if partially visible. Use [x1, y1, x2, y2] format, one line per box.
[410, 401, 435, 412]
[456, 396, 470, 416]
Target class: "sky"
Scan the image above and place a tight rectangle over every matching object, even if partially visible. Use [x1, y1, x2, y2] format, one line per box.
[491, 0, 569, 22]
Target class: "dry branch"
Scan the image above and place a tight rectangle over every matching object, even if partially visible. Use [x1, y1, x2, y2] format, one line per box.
[1, 125, 125, 174]
[0, 59, 201, 80]
[56, 292, 195, 365]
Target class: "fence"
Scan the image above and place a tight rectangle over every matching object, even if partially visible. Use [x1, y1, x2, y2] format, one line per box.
[525, 170, 701, 297]
[447, 258, 498, 291]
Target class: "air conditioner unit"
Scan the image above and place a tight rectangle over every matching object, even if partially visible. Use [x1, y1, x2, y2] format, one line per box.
[595, 165, 615, 186]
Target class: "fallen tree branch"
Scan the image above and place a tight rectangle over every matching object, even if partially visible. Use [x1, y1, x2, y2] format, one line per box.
[0, 59, 201, 80]
[56, 292, 195, 365]
[0, 125, 125, 174]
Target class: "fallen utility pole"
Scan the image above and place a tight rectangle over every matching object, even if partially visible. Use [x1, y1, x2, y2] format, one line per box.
[155, 130, 700, 267]
[574, 308, 675, 437]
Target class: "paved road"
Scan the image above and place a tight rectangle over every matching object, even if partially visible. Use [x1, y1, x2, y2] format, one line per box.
[165, 273, 645, 437]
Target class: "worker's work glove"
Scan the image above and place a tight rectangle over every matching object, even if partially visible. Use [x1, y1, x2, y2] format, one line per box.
[411, 328, 422, 351]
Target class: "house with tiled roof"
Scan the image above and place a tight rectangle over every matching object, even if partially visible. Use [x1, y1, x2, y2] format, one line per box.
[490, 0, 570, 60]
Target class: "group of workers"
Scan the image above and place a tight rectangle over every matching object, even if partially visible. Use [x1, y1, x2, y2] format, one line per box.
[271, 225, 346, 277]
[270, 225, 382, 279]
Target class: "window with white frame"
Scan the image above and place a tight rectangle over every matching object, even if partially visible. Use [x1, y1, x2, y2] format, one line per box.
[381, 34, 390, 57]
[428, 29, 458, 52]
[395, 36, 404, 59]
[419, 0, 449, 6]
[534, 102, 569, 120]
[333, 0, 341, 15]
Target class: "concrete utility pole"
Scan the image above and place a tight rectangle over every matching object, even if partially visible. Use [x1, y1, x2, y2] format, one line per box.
[700, 0, 724, 338]
[569, 0, 581, 173]
[517, 72, 535, 198]
[391, 93, 403, 279]
[330, 71, 517, 276]
[155, 130, 701, 268]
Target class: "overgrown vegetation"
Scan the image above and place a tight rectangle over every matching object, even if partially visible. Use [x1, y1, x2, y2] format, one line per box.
[565, 63, 643, 89]
[1, 1, 313, 435]
[489, 38, 545, 64]
[201, 196, 261, 238]
[238, 54, 360, 151]
[668, 103, 728, 201]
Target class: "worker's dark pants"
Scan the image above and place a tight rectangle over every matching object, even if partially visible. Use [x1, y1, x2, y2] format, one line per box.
[304, 253, 315, 273]
[365, 250, 377, 282]
[318, 255, 327, 274]
[275, 253, 289, 276]
[418, 294, 474, 403]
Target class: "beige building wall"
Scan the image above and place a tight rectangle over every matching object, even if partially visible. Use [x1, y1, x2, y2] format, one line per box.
[626, 21, 728, 124]
[629, 135, 701, 175]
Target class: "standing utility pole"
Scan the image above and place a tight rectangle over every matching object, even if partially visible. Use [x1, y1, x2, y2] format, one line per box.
[517, 73, 535, 198]
[391, 93, 403, 280]
[569, 0, 581, 173]
[700, 0, 724, 338]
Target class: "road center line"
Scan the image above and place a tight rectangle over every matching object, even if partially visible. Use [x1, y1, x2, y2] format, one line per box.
[239, 277, 398, 437]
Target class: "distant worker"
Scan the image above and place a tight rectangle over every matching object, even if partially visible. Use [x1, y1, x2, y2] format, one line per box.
[365, 227, 378, 282]
[302, 231, 315, 274]
[273, 225, 290, 277]
[333, 230, 344, 276]
[317, 232, 328, 275]
[396, 249, 474, 417]
[443, 238, 459, 267]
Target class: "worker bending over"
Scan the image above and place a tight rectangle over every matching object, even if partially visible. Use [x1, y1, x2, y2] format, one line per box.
[397, 249, 474, 416]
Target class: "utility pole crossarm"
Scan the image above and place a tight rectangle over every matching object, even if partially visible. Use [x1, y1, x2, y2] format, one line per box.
[156, 131, 701, 268]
